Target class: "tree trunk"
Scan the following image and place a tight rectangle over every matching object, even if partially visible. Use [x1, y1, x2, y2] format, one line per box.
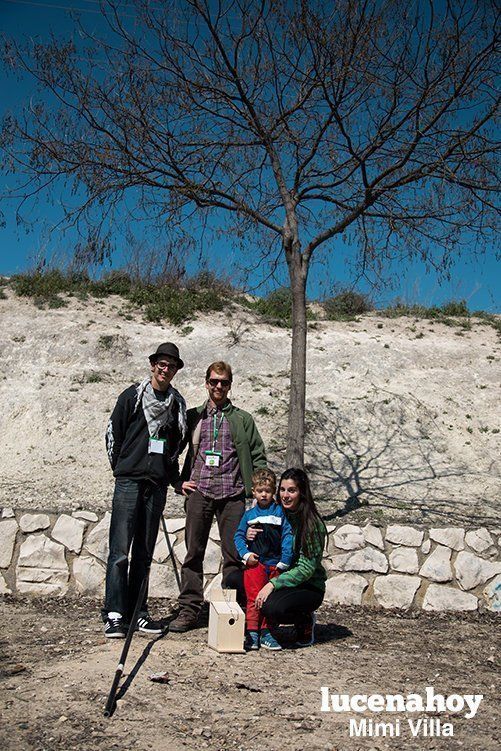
[285, 245, 308, 468]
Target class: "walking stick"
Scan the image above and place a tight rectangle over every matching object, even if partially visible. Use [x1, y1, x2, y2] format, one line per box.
[161, 514, 181, 591]
[103, 568, 151, 718]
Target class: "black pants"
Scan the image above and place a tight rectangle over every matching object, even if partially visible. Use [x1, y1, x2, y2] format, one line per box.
[261, 586, 324, 625]
[177, 489, 245, 616]
[103, 477, 166, 620]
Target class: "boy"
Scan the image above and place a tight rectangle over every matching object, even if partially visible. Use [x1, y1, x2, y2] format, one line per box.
[234, 468, 293, 650]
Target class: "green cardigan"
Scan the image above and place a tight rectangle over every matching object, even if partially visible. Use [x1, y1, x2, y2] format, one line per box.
[180, 400, 267, 496]
[271, 514, 327, 593]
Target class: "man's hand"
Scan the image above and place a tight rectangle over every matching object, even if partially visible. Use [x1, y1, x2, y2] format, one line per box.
[246, 553, 259, 568]
[246, 527, 262, 542]
[254, 581, 274, 609]
[181, 480, 197, 496]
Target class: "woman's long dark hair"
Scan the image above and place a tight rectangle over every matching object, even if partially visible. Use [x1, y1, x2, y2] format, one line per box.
[279, 468, 327, 557]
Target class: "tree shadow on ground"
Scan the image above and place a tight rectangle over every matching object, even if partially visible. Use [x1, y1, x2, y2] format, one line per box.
[304, 388, 500, 526]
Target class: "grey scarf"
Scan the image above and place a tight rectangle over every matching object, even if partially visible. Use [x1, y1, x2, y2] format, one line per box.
[134, 378, 188, 457]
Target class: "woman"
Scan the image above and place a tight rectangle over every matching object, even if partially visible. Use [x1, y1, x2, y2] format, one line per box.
[254, 468, 327, 647]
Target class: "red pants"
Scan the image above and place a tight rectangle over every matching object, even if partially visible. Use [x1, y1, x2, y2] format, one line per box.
[243, 562, 279, 631]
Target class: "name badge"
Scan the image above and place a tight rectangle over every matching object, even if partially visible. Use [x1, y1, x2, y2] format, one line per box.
[149, 437, 166, 455]
[205, 450, 222, 467]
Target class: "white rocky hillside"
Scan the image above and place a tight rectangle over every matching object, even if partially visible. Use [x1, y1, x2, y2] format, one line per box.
[0, 288, 499, 526]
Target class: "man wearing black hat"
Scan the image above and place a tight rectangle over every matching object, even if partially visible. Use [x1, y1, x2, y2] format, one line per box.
[102, 343, 187, 638]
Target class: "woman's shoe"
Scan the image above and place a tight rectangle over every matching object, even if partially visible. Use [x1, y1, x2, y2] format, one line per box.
[295, 613, 316, 647]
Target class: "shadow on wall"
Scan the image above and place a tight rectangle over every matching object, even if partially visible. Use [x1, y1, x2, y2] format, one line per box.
[303, 388, 499, 526]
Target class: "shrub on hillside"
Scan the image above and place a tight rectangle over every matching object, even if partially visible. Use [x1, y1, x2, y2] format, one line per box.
[441, 299, 469, 317]
[92, 270, 135, 297]
[383, 299, 470, 320]
[254, 287, 293, 327]
[8, 267, 231, 324]
[323, 290, 373, 320]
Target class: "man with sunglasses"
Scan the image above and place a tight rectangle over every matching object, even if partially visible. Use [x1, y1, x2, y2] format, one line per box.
[169, 360, 266, 632]
[102, 343, 187, 638]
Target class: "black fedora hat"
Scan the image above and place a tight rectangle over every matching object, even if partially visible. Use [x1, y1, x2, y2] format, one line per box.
[149, 342, 184, 369]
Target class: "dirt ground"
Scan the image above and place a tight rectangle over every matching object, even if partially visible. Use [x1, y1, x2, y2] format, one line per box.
[1, 595, 499, 751]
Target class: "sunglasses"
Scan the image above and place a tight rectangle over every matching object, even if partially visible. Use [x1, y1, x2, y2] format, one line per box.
[208, 378, 231, 387]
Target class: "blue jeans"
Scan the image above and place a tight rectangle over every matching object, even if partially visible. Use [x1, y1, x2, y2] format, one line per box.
[103, 477, 167, 620]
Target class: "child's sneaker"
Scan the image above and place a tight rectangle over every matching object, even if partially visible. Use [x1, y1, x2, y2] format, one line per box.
[245, 630, 260, 650]
[260, 629, 282, 651]
[295, 613, 316, 647]
[104, 613, 126, 639]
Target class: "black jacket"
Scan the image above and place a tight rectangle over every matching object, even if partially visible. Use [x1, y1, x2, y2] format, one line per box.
[105, 383, 185, 486]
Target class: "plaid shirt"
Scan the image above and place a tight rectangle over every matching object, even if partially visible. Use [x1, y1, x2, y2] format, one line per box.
[190, 402, 244, 500]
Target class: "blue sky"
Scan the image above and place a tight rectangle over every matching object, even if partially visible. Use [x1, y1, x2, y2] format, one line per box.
[1, 0, 499, 311]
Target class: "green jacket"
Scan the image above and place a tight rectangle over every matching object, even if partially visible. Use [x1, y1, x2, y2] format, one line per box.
[271, 515, 327, 593]
[179, 400, 267, 496]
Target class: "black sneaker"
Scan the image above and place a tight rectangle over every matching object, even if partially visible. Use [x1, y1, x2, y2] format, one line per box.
[136, 615, 164, 635]
[104, 614, 126, 639]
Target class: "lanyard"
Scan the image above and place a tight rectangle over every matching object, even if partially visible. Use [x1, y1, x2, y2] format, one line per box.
[212, 413, 224, 451]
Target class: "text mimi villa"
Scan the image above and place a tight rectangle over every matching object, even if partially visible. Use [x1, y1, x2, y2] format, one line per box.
[320, 686, 483, 738]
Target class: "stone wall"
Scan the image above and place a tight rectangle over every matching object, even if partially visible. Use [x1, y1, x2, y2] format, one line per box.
[1, 508, 500, 612]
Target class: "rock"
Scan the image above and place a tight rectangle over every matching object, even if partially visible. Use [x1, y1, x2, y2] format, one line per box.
[73, 555, 106, 594]
[0, 519, 18, 568]
[153, 528, 177, 563]
[16, 568, 68, 596]
[0, 572, 11, 594]
[19, 513, 50, 533]
[421, 539, 431, 554]
[454, 551, 501, 591]
[1, 507, 15, 518]
[330, 547, 388, 573]
[385, 525, 423, 547]
[332, 524, 365, 551]
[419, 545, 453, 583]
[362, 524, 384, 550]
[373, 575, 421, 610]
[429, 527, 465, 551]
[164, 517, 186, 534]
[51, 514, 86, 554]
[209, 523, 221, 542]
[389, 547, 419, 574]
[324, 573, 368, 605]
[149, 562, 179, 599]
[422, 584, 478, 612]
[205, 539, 222, 575]
[204, 573, 223, 600]
[18, 533, 67, 569]
[465, 528, 495, 554]
[174, 540, 187, 566]
[17, 568, 69, 595]
[72, 510, 98, 522]
[483, 575, 501, 612]
[84, 512, 111, 562]
[16, 534, 69, 595]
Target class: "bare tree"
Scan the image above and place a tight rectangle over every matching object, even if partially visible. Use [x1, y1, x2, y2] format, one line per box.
[2, 0, 499, 466]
